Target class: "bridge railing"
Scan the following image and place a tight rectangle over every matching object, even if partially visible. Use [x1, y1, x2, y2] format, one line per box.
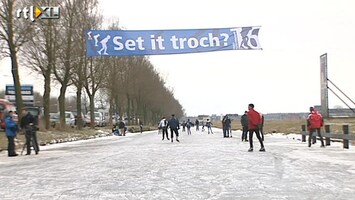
[301, 124, 355, 149]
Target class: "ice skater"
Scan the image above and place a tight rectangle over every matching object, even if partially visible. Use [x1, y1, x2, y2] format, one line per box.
[222, 115, 231, 138]
[168, 114, 180, 142]
[158, 117, 169, 141]
[186, 119, 192, 135]
[259, 113, 265, 141]
[247, 104, 265, 152]
[206, 119, 213, 134]
[195, 119, 200, 131]
[241, 111, 248, 142]
[307, 107, 325, 148]
[97, 35, 111, 55]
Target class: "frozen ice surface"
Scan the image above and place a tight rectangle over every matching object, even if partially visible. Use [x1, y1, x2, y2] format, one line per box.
[0, 129, 354, 200]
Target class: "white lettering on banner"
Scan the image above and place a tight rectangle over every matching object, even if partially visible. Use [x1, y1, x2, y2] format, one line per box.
[150, 35, 165, 50]
[170, 35, 179, 49]
[169, 33, 224, 49]
[113, 36, 145, 51]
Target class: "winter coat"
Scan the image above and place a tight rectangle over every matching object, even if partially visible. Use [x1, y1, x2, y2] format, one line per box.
[158, 119, 168, 130]
[247, 109, 262, 130]
[222, 118, 231, 129]
[307, 111, 323, 129]
[168, 117, 179, 129]
[20, 112, 36, 129]
[5, 116, 17, 137]
[118, 121, 126, 129]
[241, 114, 248, 127]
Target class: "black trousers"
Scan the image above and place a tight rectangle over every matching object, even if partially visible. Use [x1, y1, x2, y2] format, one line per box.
[242, 126, 248, 141]
[249, 129, 264, 148]
[223, 128, 229, 137]
[308, 128, 324, 147]
[162, 128, 169, 139]
[170, 128, 179, 139]
[25, 132, 39, 155]
[7, 136, 16, 156]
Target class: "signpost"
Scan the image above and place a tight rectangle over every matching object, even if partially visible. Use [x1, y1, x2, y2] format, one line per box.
[5, 84, 34, 107]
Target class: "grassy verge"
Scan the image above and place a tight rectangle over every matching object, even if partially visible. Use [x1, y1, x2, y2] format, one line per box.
[0, 125, 156, 152]
[213, 118, 355, 134]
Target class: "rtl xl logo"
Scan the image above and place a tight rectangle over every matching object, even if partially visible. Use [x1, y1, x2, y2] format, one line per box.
[16, 6, 60, 22]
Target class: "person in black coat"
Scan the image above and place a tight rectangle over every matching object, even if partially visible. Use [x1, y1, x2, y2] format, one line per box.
[118, 120, 126, 136]
[222, 115, 231, 138]
[195, 119, 200, 131]
[20, 108, 39, 155]
[168, 114, 180, 142]
[241, 111, 248, 142]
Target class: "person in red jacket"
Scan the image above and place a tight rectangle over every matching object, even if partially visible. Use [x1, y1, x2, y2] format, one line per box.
[247, 103, 265, 152]
[307, 107, 325, 148]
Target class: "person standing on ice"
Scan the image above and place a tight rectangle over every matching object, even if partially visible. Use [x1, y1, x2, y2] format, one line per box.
[247, 103, 265, 152]
[181, 120, 186, 132]
[168, 114, 180, 142]
[158, 117, 169, 141]
[241, 111, 249, 142]
[222, 115, 231, 138]
[307, 107, 325, 148]
[195, 119, 200, 131]
[206, 119, 213, 134]
[186, 119, 192, 135]
[258, 113, 265, 141]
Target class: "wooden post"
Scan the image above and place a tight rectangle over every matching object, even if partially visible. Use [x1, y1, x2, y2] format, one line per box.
[343, 125, 349, 149]
[325, 125, 331, 146]
[301, 125, 306, 142]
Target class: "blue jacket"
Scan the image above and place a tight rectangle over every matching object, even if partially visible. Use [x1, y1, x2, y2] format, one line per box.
[5, 116, 17, 137]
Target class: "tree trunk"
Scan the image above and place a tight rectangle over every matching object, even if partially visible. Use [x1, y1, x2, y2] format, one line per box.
[76, 85, 83, 130]
[43, 69, 51, 129]
[89, 94, 95, 129]
[126, 93, 131, 125]
[7, 0, 23, 116]
[58, 85, 67, 127]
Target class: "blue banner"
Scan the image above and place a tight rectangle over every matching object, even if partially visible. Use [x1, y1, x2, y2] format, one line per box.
[86, 27, 261, 56]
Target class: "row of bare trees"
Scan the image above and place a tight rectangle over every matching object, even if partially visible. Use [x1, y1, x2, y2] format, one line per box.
[0, 0, 184, 130]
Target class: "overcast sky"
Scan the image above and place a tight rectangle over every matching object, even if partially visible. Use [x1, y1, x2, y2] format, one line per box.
[1, 0, 355, 116]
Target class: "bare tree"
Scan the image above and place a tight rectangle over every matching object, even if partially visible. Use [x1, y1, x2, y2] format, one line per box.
[0, 0, 32, 116]
[53, 0, 77, 127]
[70, 0, 100, 129]
[23, 0, 59, 129]
[84, 57, 107, 128]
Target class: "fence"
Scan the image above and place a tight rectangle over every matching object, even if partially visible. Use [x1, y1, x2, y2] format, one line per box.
[301, 125, 355, 149]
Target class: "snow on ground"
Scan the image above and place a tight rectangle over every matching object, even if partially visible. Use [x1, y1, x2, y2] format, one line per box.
[0, 128, 354, 200]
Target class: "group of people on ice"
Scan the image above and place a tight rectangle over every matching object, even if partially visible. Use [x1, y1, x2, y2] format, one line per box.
[155, 103, 325, 152]
[158, 114, 180, 142]
[180, 119, 214, 134]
